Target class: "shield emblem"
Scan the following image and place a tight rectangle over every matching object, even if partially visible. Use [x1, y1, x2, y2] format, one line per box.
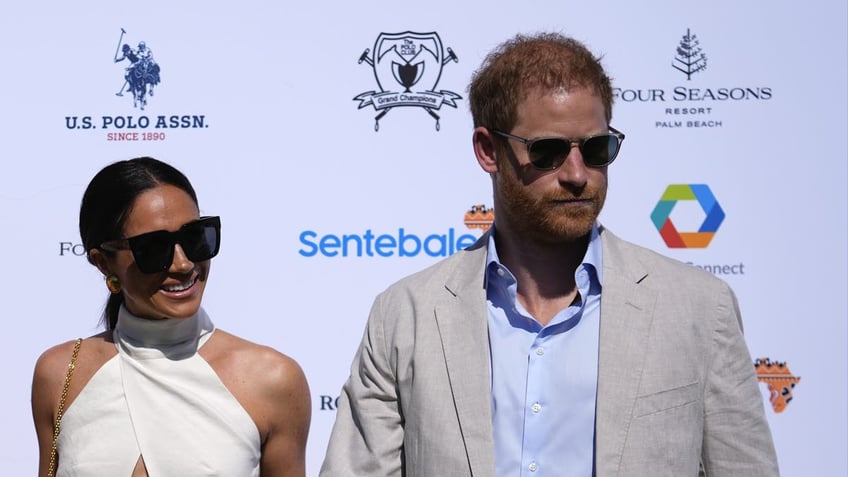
[372, 32, 445, 93]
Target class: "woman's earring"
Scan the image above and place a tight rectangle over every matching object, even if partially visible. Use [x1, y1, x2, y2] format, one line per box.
[106, 275, 122, 294]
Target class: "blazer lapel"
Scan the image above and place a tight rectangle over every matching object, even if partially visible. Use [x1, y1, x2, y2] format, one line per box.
[595, 228, 658, 476]
[434, 238, 496, 476]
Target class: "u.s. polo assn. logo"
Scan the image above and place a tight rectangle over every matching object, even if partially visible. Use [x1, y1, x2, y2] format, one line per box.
[63, 27, 210, 142]
[354, 31, 461, 131]
[113, 28, 161, 111]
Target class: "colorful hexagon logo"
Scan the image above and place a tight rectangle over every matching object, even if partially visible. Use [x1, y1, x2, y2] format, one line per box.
[650, 184, 725, 248]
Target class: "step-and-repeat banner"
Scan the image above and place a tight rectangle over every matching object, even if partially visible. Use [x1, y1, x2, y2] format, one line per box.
[2, 2, 845, 475]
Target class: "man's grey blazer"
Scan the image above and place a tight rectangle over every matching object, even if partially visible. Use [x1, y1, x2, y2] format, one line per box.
[320, 226, 779, 476]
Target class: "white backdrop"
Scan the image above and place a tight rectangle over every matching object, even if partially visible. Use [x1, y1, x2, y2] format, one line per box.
[1, 1, 845, 475]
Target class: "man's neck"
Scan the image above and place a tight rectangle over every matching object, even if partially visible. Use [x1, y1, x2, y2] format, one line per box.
[493, 229, 590, 326]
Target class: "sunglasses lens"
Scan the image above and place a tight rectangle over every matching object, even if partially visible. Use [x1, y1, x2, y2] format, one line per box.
[582, 134, 620, 167]
[182, 218, 221, 263]
[528, 138, 571, 170]
[128, 231, 174, 273]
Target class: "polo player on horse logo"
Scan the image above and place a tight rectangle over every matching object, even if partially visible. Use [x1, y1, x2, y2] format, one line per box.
[114, 29, 161, 110]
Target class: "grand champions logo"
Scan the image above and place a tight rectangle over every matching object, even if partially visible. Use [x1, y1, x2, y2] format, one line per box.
[354, 31, 461, 131]
[613, 27, 773, 129]
[63, 27, 210, 142]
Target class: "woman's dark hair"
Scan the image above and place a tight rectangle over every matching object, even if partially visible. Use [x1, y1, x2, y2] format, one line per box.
[79, 157, 198, 330]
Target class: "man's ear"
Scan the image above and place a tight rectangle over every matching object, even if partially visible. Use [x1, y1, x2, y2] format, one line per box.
[473, 127, 499, 174]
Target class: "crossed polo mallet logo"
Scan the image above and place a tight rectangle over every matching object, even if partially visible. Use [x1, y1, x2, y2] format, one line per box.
[354, 32, 461, 131]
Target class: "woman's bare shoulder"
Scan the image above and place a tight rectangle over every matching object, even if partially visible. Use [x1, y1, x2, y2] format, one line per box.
[34, 333, 113, 376]
[205, 330, 308, 395]
[32, 332, 117, 409]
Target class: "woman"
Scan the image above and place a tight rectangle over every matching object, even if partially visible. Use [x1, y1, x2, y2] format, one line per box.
[32, 157, 310, 476]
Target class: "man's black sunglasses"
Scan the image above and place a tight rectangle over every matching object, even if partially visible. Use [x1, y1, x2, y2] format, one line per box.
[491, 126, 625, 170]
[100, 216, 221, 274]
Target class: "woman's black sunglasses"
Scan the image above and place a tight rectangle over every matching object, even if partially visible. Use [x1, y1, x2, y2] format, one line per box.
[100, 216, 221, 274]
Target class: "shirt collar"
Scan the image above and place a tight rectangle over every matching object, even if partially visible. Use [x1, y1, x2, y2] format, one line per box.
[485, 223, 604, 286]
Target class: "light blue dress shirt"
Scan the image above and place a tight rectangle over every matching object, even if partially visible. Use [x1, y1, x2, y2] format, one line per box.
[486, 225, 602, 477]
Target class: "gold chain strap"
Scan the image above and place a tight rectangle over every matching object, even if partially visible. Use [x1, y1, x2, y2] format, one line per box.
[47, 338, 82, 477]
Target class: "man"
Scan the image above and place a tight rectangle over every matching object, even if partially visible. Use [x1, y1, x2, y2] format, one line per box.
[321, 32, 779, 476]
[114, 43, 140, 97]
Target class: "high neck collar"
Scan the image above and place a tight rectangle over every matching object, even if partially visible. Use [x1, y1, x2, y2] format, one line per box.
[114, 306, 215, 360]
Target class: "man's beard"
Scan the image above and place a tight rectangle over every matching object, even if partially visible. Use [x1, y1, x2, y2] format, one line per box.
[494, 167, 607, 245]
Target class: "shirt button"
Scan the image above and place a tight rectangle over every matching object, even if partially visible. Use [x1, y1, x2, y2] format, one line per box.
[531, 402, 541, 413]
[535, 347, 545, 356]
[497, 268, 505, 277]
[529, 462, 538, 472]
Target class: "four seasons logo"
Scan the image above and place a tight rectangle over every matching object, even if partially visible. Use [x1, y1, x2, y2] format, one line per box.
[354, 31, 461, 131]
[612, 26, 773, 130]
[672, 28, 707, 80]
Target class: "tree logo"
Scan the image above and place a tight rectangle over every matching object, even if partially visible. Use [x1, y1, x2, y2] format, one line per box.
[354, 32, 461, 131]
[672, 28, 707, 80]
